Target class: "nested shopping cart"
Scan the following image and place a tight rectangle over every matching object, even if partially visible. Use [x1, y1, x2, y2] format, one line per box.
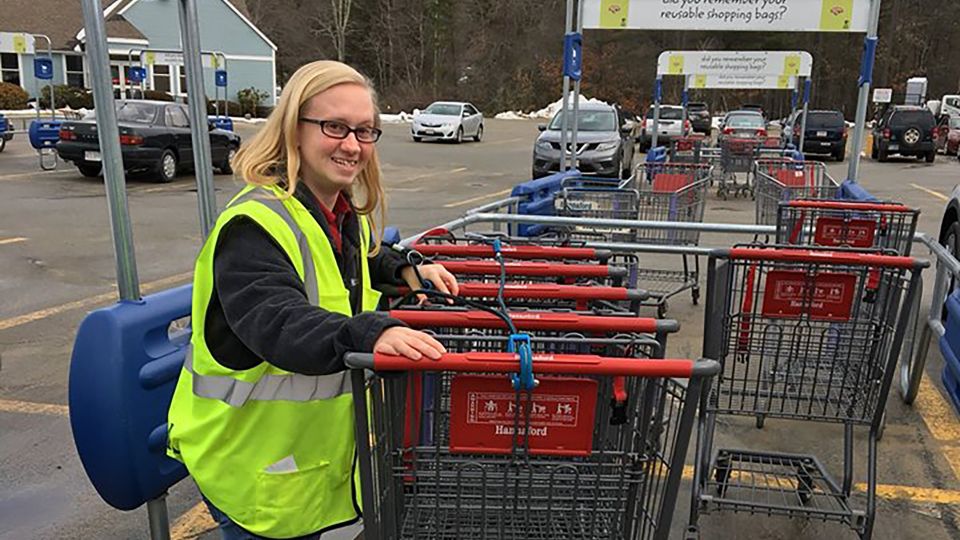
[715, 137, 762, 199]
[669, 135, 707, 164]
[687, 246, 927, 540]
[388, 282, 648, 314]
[413, 229, 614, 263]
[754, 159, 839, 225]
[437, 258, 629, 287]
[346, 345, 719, 540]
[553, 163, 711, 316]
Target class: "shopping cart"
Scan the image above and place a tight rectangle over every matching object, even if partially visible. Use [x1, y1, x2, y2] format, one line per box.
[413, 229, 614, 263]
[688, 246, 927, 540]
[387, 282, 648, 314]
[668, 135, 706, 164]
[436, 260, 630, 286]
[346, 349, 719, 540]
[754, 159, 839, 225]
[715, 137, 761, 199]
[776, 199, 920, 256]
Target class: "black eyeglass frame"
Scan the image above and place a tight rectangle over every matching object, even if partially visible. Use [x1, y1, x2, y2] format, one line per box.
[298, 118, 383, 143]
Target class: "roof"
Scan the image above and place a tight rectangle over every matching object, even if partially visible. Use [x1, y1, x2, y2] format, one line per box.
[1, 0, 144, 50]
[2, 0, 258, 51]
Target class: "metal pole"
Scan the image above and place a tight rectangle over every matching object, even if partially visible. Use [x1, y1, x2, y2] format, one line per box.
[798, 78, 811, 154]
[81, 0, 141, 301]
[681, 80, 689, 136]
[569, 0, 585, 171]
[651, 77, 663, 150]
[178, 0, 218, 238]
[846, 0, 882, 182]
[559, 0, 574, 172]
[146, 497, 171, 540]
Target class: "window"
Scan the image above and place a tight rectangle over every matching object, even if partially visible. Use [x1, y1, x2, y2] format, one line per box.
[1, 53, 20, 85]
[178, 67, 187, 96]
[165, 105, 190, 128]
[65, 55, 85, 87]
[152, 64, 171, 94]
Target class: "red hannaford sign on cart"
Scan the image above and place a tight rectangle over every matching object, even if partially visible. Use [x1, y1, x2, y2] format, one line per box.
[813, 217, 876, 248]
[449, 374, 598, 457]
[761, 270, 856, 321]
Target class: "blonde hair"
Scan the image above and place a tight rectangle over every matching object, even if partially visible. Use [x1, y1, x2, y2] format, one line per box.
[232, 60, 386, 255]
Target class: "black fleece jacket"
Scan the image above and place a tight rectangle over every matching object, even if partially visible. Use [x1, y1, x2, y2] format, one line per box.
[203, 183, 409, 375]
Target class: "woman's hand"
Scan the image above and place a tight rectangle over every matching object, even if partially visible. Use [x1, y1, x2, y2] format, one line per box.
[401, 263, 459, 302]
[373, 326, 446, 360]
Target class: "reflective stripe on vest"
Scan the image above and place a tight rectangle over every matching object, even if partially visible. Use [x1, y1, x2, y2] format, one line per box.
[183, 346, 350, 407]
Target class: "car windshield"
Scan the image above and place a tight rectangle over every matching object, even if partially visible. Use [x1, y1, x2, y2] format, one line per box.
[116, 102, 158, 124]
[726, 114, 764, 128]
[890, 110, 935, 128]
[950, 117, 960, 129]
[644, 108, 683, 120]
[548, 110, 617, 131]
[424, 103, 462, 115]
[805, 112, 844, 129]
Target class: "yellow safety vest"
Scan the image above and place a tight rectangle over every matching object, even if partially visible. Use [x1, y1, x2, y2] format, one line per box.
[167, 184, 381, 538]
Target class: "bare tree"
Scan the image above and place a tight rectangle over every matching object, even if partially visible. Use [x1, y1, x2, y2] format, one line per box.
[312, 0, 354, 62]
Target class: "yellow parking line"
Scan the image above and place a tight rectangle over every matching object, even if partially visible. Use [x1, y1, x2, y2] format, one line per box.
[171, 501, 217, 540]
[443, 188, 513, 208]
[0, 399, 69, 416]
[914, 374, 960, 479]
[0, 271, 193, 332]
[393, 167, 467, 185]
[911, 183, 950, 201]
[0, 237, 27, 245]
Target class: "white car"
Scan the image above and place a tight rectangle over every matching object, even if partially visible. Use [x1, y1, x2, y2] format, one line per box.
[411, 101, 483, 143]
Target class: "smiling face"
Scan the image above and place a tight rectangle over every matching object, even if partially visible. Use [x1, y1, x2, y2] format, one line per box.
[297, 82, 377, 204]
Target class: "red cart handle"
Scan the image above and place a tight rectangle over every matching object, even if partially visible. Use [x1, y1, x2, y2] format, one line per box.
[394, 282, 648, 301]
[344, 352, 719, 378]
[438, 260, 627, 278]
[725, 247, 926, 269]
[389, 309, 678, 333]
[784, 200, 914, 213]
[413, 243, 608, 261]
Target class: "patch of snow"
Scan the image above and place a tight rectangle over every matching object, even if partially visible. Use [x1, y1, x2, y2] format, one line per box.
[380, 112, 414, 124]
[495, 94, 610, 120]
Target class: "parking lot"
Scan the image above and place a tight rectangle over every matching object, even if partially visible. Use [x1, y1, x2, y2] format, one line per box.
[3, 118, 960, 539]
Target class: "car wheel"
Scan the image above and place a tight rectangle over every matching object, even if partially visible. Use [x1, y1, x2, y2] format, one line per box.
[926, 150, 936, 163]
[412, 136, 421, 142]
[0, 138, 5, 153]
[833, 150, 845, 162]
[156, 149, 177, 183]
[455, 127, 463, 144]
[943, 221, 960, 321]
[878, 147, 889, 162]
[77, 163, 102, 177]
[871, 142, 878, 159]
[218, 144, 237, 175]
[473, 124, 483, 142]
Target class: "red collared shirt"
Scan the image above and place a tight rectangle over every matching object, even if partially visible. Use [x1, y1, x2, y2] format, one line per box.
[317, 192, 352, 253]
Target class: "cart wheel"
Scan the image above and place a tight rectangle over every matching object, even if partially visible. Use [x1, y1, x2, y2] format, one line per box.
[755, 414, 765, 429]
[684, 528, 701, 540]
[692, 286, 700, 305]
[657, 302, 668, 319]
[714, 456, 731, 496]
[797, 463, 814, 504]
[718, 187, 727, 200]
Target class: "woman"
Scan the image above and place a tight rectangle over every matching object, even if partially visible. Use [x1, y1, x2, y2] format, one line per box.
[167, 60, 458, 539]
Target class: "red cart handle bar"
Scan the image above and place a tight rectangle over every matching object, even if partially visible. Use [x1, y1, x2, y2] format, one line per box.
[395, 282, 648, 301]
[389, 309, 678, 333]
[412, 244, 611, 261]
[344, 352, 720, 378]
[724, 248, 928, 269]
[784, 200, 915, 213]
[438, 260, 627, 278]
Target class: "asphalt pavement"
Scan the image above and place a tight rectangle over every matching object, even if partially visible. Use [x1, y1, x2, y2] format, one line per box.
[2, 119, 960, 539]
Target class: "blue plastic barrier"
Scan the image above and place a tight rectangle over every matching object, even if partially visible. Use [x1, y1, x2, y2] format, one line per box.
[645, 146, 668, 163]
[940, 291, 960, 415]
[837, 179, 879, 202]
[69, 285, 191, 511]
[383, 226, 401, 246]
[510, 169, 582, 236]
[209, 116, 234, 132]
[28, 119, 62, 150]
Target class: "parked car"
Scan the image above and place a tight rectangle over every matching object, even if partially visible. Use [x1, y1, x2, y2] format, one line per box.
[871, 105, 936, 163]
[56, 100, 241, 182]
[781, 109, 848, 161]
[532, 102, 635, 178]
[687, 102, 712, 135]
[935, 115, 960, 155]
[717, 110, 767, 144]
[410, 101, 483, 143]
[0, 114, 11, 153]
[639, 105, 689, 151]
[740, 103, 766, 120]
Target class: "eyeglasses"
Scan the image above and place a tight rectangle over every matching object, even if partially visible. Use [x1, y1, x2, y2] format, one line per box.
[299, 118, 382, 143]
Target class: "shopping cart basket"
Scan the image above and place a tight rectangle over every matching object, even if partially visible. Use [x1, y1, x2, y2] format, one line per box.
[413, 230, 613, 263]
[716, 138, 761, 199]
[387, 282, 648, 314]
[688, 246, 927, 540]
[754, 159, 839, 226]
[437, 259, 629, 287]
[347, 351, 719, 540]
[776, 199, 919, 256]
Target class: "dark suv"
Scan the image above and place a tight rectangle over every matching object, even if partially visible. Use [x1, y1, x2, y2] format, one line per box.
[784, 109, 847, 161]
[687, 102, 712, 134]
[872, 105, 936, 162]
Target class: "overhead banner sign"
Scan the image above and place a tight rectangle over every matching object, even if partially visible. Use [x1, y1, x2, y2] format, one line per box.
[584, 0, 870, 32]
[0, 32, 36, 55]
[142, 51, 217, 69]
[689, 73, 797, 89]
[658, 51, 812, 77]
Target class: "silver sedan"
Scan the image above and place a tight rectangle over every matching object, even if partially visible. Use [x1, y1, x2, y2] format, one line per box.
[411, 101, 484, 143]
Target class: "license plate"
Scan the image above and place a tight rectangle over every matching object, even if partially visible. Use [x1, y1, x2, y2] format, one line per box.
[820, 142, 831, 147]
[817, 131, 828, 137]
[84, 151, 101, 162]
[888, 144, 899, 151]
[424, 129, 435, 135]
